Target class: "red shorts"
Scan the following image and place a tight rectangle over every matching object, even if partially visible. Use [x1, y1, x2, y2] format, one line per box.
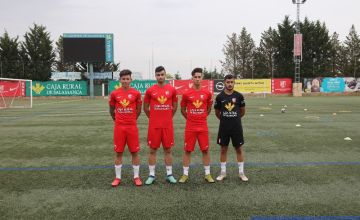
[147, 127, 174, 149]
[114, 125, 140, 153]
[184, 130, 209, 152]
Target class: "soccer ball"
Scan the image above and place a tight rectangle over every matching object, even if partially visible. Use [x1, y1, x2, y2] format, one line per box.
[281, 108, 286, 113]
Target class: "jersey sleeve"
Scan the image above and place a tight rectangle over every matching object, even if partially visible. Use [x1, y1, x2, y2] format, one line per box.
[109, 91, 116, 106]
[214, 93, 221, 110]
[207, 91, 213, 106]
[143, 87, 151, 103]
[180, 93, 187, 108]
[238, 93, 245, 107]
[136, 91, 142, 105]
[172, 87, 178, 102]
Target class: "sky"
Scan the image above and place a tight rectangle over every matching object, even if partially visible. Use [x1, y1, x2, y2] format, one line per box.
[1, 0, 359, 79]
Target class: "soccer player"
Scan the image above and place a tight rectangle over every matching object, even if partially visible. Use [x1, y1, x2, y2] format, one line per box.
[143, 66, 178, 185]
[214, 74, 248, 182]
[179, 67, 215, 183]
[109, 69, 143, 187]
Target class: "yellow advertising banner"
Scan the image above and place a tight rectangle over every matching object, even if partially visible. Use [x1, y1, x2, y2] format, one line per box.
[234, 79, 271, 93]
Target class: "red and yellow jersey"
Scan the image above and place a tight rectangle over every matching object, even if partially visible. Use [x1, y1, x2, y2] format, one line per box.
[180, 88, 212, 131]
[109, 87, 142, 126]
[144, 84, 177, 128]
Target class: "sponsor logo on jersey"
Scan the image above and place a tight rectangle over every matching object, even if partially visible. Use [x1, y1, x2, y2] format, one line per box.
[192, 100, 203, 108]
[157, 95, 167, 104]
[119, 99, 130, 107]
[224, 102, 235, 111]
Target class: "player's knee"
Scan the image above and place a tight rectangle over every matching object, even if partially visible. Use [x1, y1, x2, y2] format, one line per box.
[201, 149, 209, 154]
[163, 148, 171, 154]
[150, 148, 157, 154]
[220, 146, 228, 153]
[185, 150, 192, 155]
[235, 146, 243, 154]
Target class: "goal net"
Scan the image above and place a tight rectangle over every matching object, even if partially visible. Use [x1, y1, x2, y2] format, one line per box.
[0, 78, 32, 109]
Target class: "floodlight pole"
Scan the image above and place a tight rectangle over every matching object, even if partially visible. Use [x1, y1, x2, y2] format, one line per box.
[292, 0, 306, 83]
[88, 63, 94, 98]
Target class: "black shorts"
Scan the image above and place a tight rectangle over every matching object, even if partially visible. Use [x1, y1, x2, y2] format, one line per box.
[217, 129, 244, 148]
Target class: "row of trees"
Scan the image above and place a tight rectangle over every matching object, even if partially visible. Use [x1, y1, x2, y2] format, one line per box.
[1, 17, 359, 81]
[0, 24, 119, 80]
[221, 16, 360, 79]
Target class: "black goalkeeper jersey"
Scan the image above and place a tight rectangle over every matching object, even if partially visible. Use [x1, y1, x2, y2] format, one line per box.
[214, 91, 245, 132]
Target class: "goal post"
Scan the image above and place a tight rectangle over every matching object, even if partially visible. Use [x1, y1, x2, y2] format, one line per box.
[0, 78, 33, 109]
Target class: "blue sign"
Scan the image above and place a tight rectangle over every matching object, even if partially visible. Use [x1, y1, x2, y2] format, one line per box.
[322, 78, 345, 93]
[63, 33, 114, 62]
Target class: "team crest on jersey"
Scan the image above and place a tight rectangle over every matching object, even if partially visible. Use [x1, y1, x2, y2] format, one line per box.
[128, 94, 133, 99]
[224, 102, 235, 111]
[157, 95, 167, 104]
[119, 99, 130, 107]
[232, 98, 236, 103]
[200, 95, 204, 99]
[165, 90, 169, 95]
[192, 100, 203, 108]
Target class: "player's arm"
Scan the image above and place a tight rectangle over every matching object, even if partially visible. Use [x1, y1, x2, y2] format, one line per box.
[109, 93, 116, 121]
[172, 88, 178, 116]
[214, 94, 221, 120]
[136, 93, 142, 119]
[207, 104, 212, 115]
[215, 109, 221, 120]
[143, 102, 150, 118]
[172, 101, 178, 116]
[143, 90, 151, 118]
[180, 94, 187, 119]
[207, 93, 213, 115]
[136, 103, 142, 118]
[109, 105, 115, 121]
[240, 106, 245, 118]
[181, 106, 187, 119]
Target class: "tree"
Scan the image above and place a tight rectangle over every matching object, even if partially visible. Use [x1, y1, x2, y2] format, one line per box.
[344, 25, 360, 77]
[203, 67, 224, 79]
[174, 72, 181, 80]
[238, 27, 256, 79]
[257, 27, 278, 78]
[21, 24, 55, 81]
[0, 31, 23, 78]
[301, 19, 332, 77]
[221, 27, 255, 78]
[166, 73, 174, 79]
[54, 36, 74, 72]
[274, 16, 295, 78]
[329, 32, 343, 75]
[221, 33, 240, 77]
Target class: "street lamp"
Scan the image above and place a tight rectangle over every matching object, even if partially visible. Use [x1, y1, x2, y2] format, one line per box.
[292, 0, 307, 83]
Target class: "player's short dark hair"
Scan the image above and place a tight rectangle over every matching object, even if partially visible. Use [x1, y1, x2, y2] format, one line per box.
[155, 66, 165, 73]
[224, 74, 235, 81]
[119, 69, 132, 78]
[191, 67, 203, 76]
